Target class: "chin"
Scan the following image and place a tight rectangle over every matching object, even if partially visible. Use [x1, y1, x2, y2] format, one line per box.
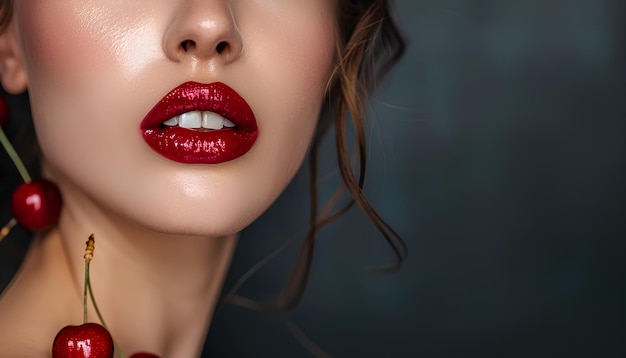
[128, 212, 247, 239]
[120, 194, 265, 239]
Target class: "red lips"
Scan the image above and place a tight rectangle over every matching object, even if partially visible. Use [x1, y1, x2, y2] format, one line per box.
[140, 82, 258, 164]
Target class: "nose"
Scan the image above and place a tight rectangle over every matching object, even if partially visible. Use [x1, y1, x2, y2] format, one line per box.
[164, 0, 242, 64]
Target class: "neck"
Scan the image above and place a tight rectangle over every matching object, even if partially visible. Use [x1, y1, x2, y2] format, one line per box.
[48, 171, 237, 357]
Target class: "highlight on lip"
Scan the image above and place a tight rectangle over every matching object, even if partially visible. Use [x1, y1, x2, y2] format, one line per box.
[140, 82, 258, 164]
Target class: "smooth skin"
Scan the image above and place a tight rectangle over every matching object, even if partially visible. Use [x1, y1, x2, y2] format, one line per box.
[0, 0, 337, 356]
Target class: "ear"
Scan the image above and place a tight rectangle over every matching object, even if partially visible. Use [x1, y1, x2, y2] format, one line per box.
[0, 25, 27, 94]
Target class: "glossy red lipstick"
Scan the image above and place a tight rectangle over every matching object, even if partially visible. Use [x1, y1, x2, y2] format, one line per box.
[140, 82, 258, 164]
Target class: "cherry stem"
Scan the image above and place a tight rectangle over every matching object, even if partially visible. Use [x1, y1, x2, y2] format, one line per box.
[0, 127, 32, 183]
[83, 260, 90, 324]
[86, 275, 105, 327]
[0, 218, 17, 244]
[84, 234, 127, 358]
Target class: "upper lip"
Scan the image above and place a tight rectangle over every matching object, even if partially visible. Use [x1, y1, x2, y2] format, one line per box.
[140, 81, 257, 131]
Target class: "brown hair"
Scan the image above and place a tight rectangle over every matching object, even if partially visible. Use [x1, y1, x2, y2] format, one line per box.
[0, 0, 407, 311]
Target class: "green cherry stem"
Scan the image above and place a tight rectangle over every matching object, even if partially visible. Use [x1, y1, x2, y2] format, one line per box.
[0, 127, 32, 183]
[84, 234, 127, 358]
[87, 275, 106, 330]
[83, 259, 89, 323]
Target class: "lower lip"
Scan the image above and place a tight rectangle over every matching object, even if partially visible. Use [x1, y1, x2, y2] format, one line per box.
[142, 126, 258, 164]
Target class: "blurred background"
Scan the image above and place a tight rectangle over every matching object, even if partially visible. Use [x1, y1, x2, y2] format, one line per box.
[204, 0, 625, 357]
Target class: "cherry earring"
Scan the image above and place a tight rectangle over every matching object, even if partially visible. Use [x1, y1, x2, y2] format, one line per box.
[0, 95, 62, 241]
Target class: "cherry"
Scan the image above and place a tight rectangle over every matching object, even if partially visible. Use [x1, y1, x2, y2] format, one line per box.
[10, 179, 62, 231]
[52, 323, 114, 358]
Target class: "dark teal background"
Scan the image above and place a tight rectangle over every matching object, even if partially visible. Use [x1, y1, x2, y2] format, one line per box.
[205, 0, 625, 357]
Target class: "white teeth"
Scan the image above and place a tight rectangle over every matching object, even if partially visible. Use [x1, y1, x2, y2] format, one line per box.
[162, 111, 236, 130]
[179, 111, 202, 129]
[202, 111, 225, 130]
[163, 117, 179, 126]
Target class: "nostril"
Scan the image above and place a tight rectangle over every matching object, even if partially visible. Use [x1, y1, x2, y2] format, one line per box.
[181, 40, 196, 52]
[180, 40, 228, 55]
[216, 41, 228, 54]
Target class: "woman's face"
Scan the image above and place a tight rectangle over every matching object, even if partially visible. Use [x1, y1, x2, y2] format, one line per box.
[9, 0, 337, 236]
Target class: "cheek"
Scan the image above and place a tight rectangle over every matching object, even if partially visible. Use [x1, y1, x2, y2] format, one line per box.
[14, 3, 102, 166]
[16, 3, 104, 85]
[239, 3, 337, 170]
[14, 2, 155, 178]
[16, 2, 112, 141]
[243, 3, 337, 93]
[15, 2, 155, 80]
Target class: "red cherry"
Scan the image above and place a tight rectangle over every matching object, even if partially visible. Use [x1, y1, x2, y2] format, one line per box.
[0, 95, 9, 127]
[52, 323, 114, 358]
[11, 179, 62, 231]
[130, 353, 161, 358]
